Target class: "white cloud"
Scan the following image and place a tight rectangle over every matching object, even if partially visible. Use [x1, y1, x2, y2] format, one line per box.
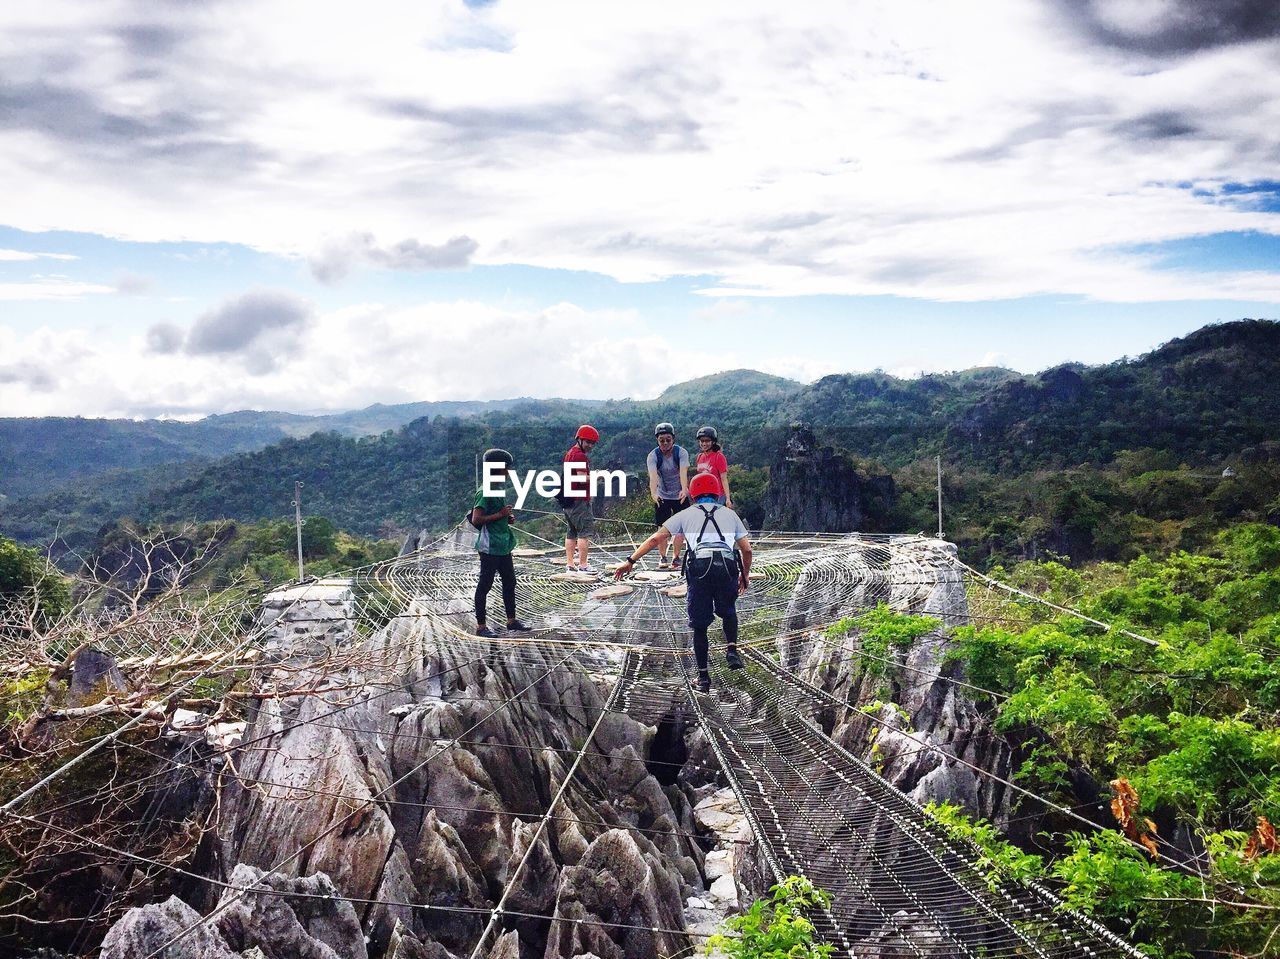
[0, 1, 1275, 304]
[307, 232, 479, 283]
[0, 249, 78, 262]
[0, 279, 116, 300]
[0, 299, 761, 416]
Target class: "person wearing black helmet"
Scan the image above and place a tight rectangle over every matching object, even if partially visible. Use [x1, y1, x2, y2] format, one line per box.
[694, 426, 732, 509]
[471, 448, 531, 637]
[646, 422, 689, 569]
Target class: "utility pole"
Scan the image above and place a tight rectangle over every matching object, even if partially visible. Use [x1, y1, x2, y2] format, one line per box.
[936, 454, 944, 539]
[293, 480, 305, 582]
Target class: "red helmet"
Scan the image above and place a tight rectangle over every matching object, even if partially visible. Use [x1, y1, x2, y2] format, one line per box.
[689, 473, 722, 500]
[576, 425, 600, 442]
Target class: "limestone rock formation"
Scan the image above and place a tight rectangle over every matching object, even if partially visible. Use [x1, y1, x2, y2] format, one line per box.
[100, 896, 240, 959]
[215, 865, 368, 959]
[762, 425, 895, 533]
[543, 830, 687, 959]
[794, 542, 1017, 828]
[97, 589, 708, 959]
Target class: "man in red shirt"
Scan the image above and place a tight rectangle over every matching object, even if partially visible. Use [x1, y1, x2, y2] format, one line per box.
[563, 425, 599, 573]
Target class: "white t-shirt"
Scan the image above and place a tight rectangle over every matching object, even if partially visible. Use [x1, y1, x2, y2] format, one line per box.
[663, 502, 748, 554]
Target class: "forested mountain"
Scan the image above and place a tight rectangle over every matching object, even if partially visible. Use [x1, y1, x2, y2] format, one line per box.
[0, 397, 552, 501]
[2, 320, 1278, 566]
[0, 417, 281, 500]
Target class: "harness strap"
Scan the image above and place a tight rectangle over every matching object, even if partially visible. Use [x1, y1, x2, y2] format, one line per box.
[694, 505, 730, 552]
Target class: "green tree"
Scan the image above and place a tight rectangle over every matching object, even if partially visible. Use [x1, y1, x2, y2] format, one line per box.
[0, 535, 70, 621]
[300, 516, 338, 558]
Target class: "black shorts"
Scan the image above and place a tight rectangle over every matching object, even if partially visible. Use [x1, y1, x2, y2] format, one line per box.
[655, 497, 684, 527]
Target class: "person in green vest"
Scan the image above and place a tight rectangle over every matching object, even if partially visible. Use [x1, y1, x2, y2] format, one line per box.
[471, 448, 531, 637]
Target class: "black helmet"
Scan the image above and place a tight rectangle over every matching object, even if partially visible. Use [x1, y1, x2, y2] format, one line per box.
[482, 448, 514, 468]
[695, 426, 718, 441]
[655, 422, 675, 438]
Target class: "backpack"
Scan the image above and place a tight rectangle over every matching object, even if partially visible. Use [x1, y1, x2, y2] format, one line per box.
[651, 444, 685, 493]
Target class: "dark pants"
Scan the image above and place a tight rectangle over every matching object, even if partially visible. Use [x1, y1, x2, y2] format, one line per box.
[655, 497, 684, 527]
[475, 553, 516, 623]
[686, 554, 739, 674]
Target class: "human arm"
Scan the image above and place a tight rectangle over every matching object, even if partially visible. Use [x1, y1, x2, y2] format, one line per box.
[736, 536, 752, 593]
[648, 466, 661, 504]
[471, 504, 514, 526]
[720, 468, 733, 510]
[679, 448, 689, 502]
[613, 527, 673, 579]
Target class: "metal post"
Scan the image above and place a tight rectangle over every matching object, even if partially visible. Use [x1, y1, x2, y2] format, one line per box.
[293, 481, 305, 581]
[936, 454, 944, 539]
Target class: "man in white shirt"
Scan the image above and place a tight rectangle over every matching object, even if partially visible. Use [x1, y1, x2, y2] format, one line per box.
[614, 473, 751, 692]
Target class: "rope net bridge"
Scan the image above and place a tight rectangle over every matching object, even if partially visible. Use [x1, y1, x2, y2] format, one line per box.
[365, 529, 1141, 959]
[0, 526, 1144, 959]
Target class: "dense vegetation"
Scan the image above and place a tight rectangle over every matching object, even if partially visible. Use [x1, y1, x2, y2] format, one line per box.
[906, 523, 1280, 958]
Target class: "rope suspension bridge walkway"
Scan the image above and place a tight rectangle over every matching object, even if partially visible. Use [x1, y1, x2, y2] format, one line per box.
[0, 524, 1147, 959]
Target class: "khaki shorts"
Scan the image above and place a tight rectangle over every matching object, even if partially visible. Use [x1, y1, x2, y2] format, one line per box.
[563, 500, 595, 539]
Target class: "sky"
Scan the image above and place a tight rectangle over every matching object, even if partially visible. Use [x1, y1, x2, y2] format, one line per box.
[2, 0, 1279, 419]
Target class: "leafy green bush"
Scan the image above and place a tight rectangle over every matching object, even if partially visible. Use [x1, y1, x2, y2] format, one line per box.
[706, 876, 833, 959]
[828, 604, 941, 677]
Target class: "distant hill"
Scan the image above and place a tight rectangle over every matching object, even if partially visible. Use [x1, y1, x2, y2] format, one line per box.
[947, 319, 1280, 470]
[202, 397, 554, 439]
[3, 320, 1277, 566]
[0, 417, 282, 501]
[653, 369, 803, 407]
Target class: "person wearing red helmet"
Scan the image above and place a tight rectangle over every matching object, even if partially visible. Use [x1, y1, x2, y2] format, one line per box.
[562, 424, 599, 573]
[614, 472, 751, 693]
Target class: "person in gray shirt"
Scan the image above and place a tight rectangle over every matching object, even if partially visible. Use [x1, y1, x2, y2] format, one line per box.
[614, 473, 751, 693]
[646, 422, 689, 569]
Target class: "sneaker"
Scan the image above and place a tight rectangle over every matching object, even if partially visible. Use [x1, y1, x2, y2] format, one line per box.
[725, 647, 743, 670]
[576, 563, 597, 575]
[505, 620, 532, 633]
[696, 673, 711, 694]
[565, 564, 578, 574]
[476, 625, 497, 638]
[658, 559, 671, 570]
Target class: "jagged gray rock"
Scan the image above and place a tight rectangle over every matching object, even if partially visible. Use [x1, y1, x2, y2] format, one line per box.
[99, 895, 239, 959]
[762, 425, 895, 534]
[215, 864, 367, 959]
[794, 540, 1016, 827]
[68, 648, 128, 704]
[543, 830, 687, 959]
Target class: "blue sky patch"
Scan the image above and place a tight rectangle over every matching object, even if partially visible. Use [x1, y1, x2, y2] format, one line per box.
[1124, 230, 1280, 273]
